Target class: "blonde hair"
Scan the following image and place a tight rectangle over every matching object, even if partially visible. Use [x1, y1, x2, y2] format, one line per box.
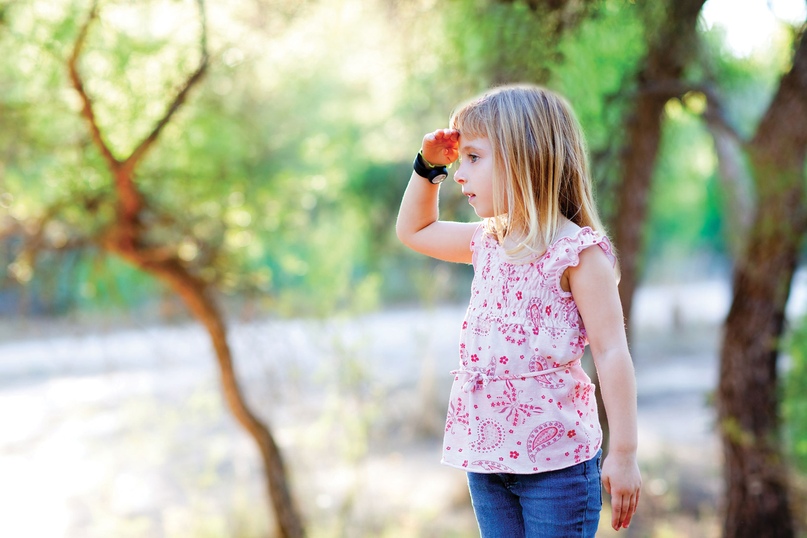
[450, 84, 607, 260]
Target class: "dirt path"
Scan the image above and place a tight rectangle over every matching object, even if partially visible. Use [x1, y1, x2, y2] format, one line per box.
[2, 275, 799, 537]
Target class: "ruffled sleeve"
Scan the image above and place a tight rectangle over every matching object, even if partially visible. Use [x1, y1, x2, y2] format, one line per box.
[469, 223, 486, 266]
[544, 227, 617, 297]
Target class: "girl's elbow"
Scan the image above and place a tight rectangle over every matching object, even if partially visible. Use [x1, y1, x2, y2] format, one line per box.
[395, 223, 413, 247]
[592, 346, 633, 370]
[396, 219, 430, 249]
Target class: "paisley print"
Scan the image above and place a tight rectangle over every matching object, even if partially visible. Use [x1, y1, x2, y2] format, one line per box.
[470, 419, 505, 453]
[470, 316, 491, 336]
[529, 355, 566, 389]
[441, 226, 614, 474]
[472, 460, 515, 472]
[526, 298, 542, 328]
[527, 421, 566, 463]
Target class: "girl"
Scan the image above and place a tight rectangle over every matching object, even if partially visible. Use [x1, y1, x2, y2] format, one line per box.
[396, 85, 641, 537]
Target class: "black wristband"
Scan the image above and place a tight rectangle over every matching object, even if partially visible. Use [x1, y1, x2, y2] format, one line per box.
[414, 152, 448, 184]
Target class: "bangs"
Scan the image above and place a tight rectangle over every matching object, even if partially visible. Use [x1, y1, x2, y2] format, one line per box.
[450, 98, 491, 140]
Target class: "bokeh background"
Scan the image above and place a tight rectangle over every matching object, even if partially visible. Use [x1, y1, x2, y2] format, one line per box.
[1, 0, 806, 536]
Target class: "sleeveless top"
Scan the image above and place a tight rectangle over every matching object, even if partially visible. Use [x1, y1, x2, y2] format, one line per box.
[441, 225, 616, 474]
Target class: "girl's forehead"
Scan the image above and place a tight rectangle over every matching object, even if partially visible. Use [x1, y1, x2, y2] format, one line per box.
[459, 135, 490, 151]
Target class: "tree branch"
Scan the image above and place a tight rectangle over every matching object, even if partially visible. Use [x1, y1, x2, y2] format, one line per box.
[701, 85, 746, 145]
[123, 0, 209, 171]
[67, 1, 120, 172]
[68, 1, 144, 224]
[69, 0, 210, 239]
[700, 84, 755, 257]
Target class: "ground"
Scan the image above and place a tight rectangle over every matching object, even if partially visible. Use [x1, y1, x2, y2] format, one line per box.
[0, 275, 802, 537]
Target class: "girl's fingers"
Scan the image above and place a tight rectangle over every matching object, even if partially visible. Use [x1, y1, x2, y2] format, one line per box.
[621, 495, 634, 528]
[610, 493, 629, 530]
[628, 490, 640, 525]
[432, 129, 459, 144]
[614, 491, 640, 530]
[422, 129, 459, 165]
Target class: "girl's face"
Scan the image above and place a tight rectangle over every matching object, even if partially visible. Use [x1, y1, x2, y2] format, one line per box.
[454, 135, 499, 218]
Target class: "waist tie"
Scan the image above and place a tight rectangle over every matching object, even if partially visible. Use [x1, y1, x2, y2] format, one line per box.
[451, 359, 580, 393]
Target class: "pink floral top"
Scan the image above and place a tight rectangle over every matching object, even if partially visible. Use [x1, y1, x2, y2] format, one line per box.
[441, 225, 616, 474]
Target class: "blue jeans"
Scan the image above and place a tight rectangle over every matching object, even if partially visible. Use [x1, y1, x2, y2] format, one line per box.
[467, 450, 602, 538]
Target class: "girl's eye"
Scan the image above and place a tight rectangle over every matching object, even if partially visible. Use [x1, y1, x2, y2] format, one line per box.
[468, 154, 479, 163]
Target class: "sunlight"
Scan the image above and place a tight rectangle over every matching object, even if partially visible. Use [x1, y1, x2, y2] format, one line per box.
[0, 378, 113, 537]
[702, 0, 806, 57]
[253, 0, 406, 124]
[104, 0, 199, 43]
[0, 455, 71, 537]
[4, 0, 807, 535]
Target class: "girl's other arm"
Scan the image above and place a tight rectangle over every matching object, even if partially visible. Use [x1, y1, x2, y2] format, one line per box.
[567, 246, 642, 531]
[396, 129, 477, 263]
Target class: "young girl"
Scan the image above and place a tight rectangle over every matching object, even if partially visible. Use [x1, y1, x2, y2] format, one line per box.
[396, 85, 641, 537]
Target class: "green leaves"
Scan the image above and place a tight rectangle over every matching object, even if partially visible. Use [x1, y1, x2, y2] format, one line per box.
[2, 0, 802, 317]
[784, 316, 807, 472]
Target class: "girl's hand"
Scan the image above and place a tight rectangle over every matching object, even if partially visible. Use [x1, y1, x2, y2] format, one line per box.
[421, 129, 460, 166]
[602, 451, 642, 531]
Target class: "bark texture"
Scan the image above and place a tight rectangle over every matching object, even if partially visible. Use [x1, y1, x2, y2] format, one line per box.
[717, 26, 807, 538]
[67, 3, 305, 536]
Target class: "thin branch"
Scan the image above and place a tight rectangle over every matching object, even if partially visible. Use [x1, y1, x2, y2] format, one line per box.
[124, 0, 210, 170]
[68, 2, 145, 223]
[67, 0, 120, 172]
[701, 85, 746, 145]
[17, 192, 106, 251]
[625, 78, 749, 146]
[700, 85, 755, 257]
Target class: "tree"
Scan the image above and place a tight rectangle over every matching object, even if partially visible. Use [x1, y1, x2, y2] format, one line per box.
[14, 1, 306, 536]
[610, 0, 707, 327]
[714, 23, 807, 538]
[548, 3, 807, 534]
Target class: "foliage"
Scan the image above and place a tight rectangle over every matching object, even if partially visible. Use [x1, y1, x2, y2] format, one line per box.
[784, 315, 807, 473]
[442, 0, 558, 88]
[698, 13, 801, 140]
[645, 102, 725, 261]
[0, 0, 802, 320]
[0, 0, 417, 317]
[549, 0, 646, 221]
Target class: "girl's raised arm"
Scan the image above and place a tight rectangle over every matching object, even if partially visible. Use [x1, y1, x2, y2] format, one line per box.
[396, 129, 478, 264]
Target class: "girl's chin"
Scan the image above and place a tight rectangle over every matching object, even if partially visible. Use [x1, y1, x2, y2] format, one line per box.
[473, 208, 495, 218]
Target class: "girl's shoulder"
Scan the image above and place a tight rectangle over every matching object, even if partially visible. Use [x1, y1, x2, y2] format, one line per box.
[553, 220, 583, 243]
[545, 223, 616, 271]
[474, 220, 614, 268]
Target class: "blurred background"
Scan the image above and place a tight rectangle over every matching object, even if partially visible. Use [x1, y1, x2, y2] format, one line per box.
[0, 0, 806, 536]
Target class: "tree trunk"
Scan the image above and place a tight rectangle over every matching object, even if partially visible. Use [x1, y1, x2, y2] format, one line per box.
[128, 257, 306, 538]
[66, 4, 307, 535]
[612, 0, 706, 327]
[717, 25, 807, 538]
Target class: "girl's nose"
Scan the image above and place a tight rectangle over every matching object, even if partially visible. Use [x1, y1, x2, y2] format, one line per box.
[454, 167, 466, 184]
